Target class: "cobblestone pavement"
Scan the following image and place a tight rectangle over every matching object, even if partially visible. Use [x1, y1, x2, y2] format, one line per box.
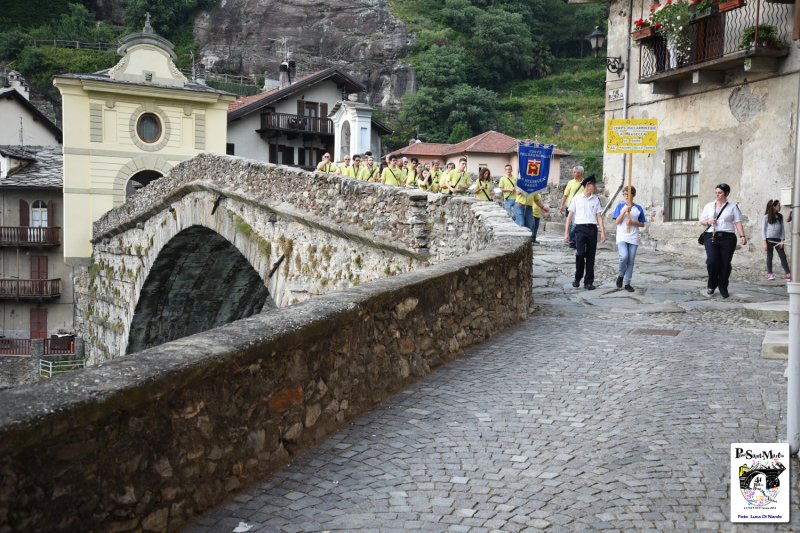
[187, 230, 799, 532]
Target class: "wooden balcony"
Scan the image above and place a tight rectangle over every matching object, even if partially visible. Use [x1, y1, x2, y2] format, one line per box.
[0, 279, 60, 300]
[637, 0, 792, 92]
[0, 226, 61, 247]
[0, 336, 75, 356]
[258, 112, 334, 136]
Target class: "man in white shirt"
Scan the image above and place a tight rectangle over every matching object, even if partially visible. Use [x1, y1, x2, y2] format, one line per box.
[563, 174, 606, 290]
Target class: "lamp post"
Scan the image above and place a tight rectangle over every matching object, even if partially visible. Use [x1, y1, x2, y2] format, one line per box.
[588, 26, 625, 76]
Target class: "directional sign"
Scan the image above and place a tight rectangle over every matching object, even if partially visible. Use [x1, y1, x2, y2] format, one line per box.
[605, 118, 658, 154]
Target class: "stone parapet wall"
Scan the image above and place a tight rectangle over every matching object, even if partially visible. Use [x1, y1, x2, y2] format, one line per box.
[0, 357, 32, 389]
[0, 231, 531, 531]
[94, 154, 434, 255]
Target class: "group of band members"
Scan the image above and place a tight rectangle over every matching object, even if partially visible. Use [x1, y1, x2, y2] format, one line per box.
[315, 151, 513, 199]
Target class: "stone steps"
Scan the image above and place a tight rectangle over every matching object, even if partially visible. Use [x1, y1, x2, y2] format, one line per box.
[762, 330, 789, 360]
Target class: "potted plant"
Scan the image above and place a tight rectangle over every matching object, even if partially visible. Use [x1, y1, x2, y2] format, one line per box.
[650, 0, 693, 67]
[718, 0, 745, 12]
[689, 0, 719, 17]
[738, 24, 784, 51]
[632, 17, 659, 40]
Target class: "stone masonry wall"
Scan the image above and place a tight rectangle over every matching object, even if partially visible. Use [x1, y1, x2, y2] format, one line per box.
[0, 222, 531, 531]
[0, 357, 32, 389]
[83, 155, 519, 361]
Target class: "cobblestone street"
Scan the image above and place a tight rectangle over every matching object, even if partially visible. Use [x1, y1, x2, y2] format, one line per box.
[187, 230, 799, 532]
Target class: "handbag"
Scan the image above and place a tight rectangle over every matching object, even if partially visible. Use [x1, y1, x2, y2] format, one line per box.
[698, 202, 728, 245]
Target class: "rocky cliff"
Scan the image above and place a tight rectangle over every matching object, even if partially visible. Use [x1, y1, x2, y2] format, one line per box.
[194, 0, 414, 110]
[87, 0, 414, 110]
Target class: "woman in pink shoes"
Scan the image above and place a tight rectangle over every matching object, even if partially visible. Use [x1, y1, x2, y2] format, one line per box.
[762, 199, 791, 281]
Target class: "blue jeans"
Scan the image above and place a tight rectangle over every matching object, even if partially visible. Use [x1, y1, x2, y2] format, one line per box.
[514, 204, 539, 241]
[566, 207, 576, 244]
[617, 242, 639, 284]
[504, 198, 516, 218]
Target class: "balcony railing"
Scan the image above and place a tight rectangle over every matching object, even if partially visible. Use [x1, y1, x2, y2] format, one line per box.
[0, 337, 74, 356]
[637, 0, 792, 80]
[0, 226, 61, 247]
[0, 279, 60, 299]
[259, 112, 334, 135]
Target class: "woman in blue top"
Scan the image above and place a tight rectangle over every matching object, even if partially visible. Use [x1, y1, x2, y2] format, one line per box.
[762, 199, 791, 280]
[613, 186, 646, 292]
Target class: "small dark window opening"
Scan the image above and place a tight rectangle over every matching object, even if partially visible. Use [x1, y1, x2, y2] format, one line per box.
[137, 113, 162, 144]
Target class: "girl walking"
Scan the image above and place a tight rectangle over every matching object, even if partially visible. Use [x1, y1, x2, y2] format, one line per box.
[762, 199, 791, 280]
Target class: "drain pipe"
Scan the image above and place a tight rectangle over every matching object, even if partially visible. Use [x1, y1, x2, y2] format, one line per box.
[788, 53, 800, 453]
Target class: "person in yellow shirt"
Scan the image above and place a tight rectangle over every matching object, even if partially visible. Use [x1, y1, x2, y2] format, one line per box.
[381, 155, 403, 186]
[473, 168, 494, 201]
[429, 160, 443, 193]
[444, 158, 471, 195]
[560, 166, 585, 248]
[359, 154, 380, 181]
[403, 158, 420, 187]
[498, 164, 517, 217]
[439, 161, 456, 194]
[336, 155, 353, 177]
[515, 188, 550, 243]
[418, 168, 433, 191]
[315, 153, 336, 173]
[345, 154, 363, 179]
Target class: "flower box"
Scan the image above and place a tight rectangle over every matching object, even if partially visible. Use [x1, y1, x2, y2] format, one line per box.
[718, 0, 745, 11]
[632, 26, 656, 40]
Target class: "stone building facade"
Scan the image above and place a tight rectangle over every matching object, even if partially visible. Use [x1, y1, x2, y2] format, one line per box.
[602, 0, 799, 260]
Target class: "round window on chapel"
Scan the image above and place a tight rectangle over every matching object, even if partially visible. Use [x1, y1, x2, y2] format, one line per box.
[136, 113, 162, 143]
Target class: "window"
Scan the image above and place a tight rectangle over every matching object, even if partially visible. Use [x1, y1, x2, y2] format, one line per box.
[226, 143, 235, 155]
[667, 147, 700, 221]
[136, 113, 162, 143]
[30, 200, 47, 228]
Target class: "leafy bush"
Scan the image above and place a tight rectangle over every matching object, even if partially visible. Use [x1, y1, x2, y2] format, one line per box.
[16, 46, 117, 96]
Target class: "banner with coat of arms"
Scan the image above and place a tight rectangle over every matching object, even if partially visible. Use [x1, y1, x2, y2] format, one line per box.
[517, 141, 553, 193]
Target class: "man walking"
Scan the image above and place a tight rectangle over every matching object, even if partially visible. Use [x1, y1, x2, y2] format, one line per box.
[559, 166, 585, 248]
[564, 174, 606, 290]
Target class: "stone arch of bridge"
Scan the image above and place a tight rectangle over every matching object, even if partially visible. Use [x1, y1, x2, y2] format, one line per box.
[126, 224, 276, 354]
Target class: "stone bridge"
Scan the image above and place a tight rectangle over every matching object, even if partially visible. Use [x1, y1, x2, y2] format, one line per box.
[0, 154, 533, 531]
[80, 154, 501, 360]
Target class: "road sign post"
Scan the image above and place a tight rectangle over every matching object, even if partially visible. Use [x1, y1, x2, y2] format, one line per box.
[605, 118, 658, 229]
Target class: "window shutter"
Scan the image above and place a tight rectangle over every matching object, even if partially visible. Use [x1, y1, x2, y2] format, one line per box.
[320, 103, 328, 118]
[268, 144, 277, 163]
[19, 199, 29, 226]
[47, 201, 54, 227]
[297, 101, 304, 116]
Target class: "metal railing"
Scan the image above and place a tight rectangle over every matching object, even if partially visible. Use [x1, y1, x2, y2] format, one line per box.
[0, 226, 60, 246]
[638, 0, 793, 78]
[0, 279, 60, 299]
[260, 112, 334, 134]
[0, 338, 30, 355]
[178, 69, 260, 86]
[40, 355, 85, 378]
[32, 39, 116, 51]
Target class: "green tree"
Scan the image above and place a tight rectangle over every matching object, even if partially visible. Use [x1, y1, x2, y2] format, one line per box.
[124, 0, 218, 37]
[437, 0, 481, 33]
[414, 45, 468, 87]
[469, 7, 533, 84]
[0, 30, 33, 61]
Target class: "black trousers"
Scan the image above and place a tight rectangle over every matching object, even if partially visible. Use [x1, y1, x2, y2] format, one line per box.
[574, 224, 598, 285]
[703, 232, 737, 290]
[766, 239, 791, 275]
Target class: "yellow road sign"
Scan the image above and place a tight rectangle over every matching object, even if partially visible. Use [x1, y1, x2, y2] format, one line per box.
[605, 118, 658, 154]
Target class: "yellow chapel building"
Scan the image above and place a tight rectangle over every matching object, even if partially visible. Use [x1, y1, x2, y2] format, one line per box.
[53, 17, 235, 262]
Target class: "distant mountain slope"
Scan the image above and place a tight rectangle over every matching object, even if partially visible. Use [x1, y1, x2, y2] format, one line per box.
[192, 0, 414, 110]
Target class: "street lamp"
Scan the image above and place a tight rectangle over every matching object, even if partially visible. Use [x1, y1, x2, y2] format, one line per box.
[588, 26, 625, 76]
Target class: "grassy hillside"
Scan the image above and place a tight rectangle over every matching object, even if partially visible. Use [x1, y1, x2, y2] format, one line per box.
[496, 58, 606, 175]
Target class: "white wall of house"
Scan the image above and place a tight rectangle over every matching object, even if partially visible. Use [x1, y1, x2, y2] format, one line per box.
[0, 97, 60, 147]
[603, 0, 799, 257]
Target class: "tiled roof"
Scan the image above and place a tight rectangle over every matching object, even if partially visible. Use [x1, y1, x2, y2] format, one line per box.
[0, 146, 63, 188]
[56, 71, 235, 96]
[391, 131, 570, 158]
[227, 68, 365, 120]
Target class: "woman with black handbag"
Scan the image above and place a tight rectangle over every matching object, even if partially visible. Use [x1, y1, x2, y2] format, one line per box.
[699, 183, 747, 298]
